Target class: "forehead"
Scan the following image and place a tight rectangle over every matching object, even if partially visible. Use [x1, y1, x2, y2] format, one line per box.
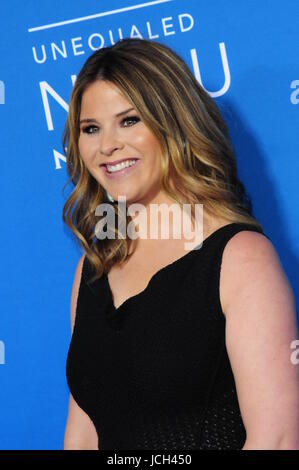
[80, 81, 130, 114]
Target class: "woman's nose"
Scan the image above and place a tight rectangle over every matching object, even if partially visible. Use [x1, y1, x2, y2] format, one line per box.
[99, 130, 123, 156]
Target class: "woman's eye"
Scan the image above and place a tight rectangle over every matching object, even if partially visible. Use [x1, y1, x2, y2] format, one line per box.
[121, 116, 140, 126]
[81, 117, 140, 134]
[82, 126, 98, 135]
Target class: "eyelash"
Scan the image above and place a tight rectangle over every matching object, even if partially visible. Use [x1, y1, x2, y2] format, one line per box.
[81, 116, 140, 135]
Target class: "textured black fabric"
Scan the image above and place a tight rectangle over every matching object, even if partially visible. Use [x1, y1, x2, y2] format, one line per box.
[66, 222, 269, 450]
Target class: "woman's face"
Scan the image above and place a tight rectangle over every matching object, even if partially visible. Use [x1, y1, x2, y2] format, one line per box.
[78, 80, 165, 206]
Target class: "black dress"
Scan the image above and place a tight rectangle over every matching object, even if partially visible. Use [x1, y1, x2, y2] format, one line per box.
[66, 222, 269, 450]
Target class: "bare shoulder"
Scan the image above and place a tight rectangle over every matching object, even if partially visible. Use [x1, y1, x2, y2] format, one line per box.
[219, 229, 295, 317]
[222, 229, 277, 268]
[70, 254, 86, 334]
[218, 229, 299, 447]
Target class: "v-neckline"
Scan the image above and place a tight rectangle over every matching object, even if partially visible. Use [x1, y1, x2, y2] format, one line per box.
[104, 222, 240, 313]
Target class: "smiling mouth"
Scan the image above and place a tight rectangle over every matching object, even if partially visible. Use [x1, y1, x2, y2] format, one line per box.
[101, 158, 140, 174]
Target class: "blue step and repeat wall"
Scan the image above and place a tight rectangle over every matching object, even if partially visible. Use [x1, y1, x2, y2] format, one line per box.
[0, 0, 298, 450]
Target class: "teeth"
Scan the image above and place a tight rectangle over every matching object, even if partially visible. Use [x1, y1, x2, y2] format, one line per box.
[106, 159, 137, 173]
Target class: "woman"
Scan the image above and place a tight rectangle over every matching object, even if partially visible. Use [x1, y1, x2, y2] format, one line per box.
[63, 38, 299, 450]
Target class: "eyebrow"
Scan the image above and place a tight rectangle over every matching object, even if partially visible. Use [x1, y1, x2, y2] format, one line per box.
[79, 107, 135, 125]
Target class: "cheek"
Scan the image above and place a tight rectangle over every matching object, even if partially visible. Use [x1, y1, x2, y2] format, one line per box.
[132, 130, 162, 163]
[78, 137, 94, 163]
[145, 138, 162, 168]
[78, 136, 85, 157]
[131, 125, 158, 148]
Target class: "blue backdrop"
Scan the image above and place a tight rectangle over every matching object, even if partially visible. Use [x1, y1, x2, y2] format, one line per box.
[0, 0, 298, 450]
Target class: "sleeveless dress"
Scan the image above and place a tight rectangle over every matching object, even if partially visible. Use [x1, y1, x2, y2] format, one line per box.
[66, 222, 269, 450]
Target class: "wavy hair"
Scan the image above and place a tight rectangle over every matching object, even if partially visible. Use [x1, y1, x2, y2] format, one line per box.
[62, 38, 262, 283]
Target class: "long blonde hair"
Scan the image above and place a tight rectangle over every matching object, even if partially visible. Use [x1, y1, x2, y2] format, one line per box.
[62, 38, 263, 283]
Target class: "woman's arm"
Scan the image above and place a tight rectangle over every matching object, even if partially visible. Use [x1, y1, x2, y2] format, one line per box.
[64, 393, 99, 450]
[220, 231, 299, 450]
[64, 254, 99, 450]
